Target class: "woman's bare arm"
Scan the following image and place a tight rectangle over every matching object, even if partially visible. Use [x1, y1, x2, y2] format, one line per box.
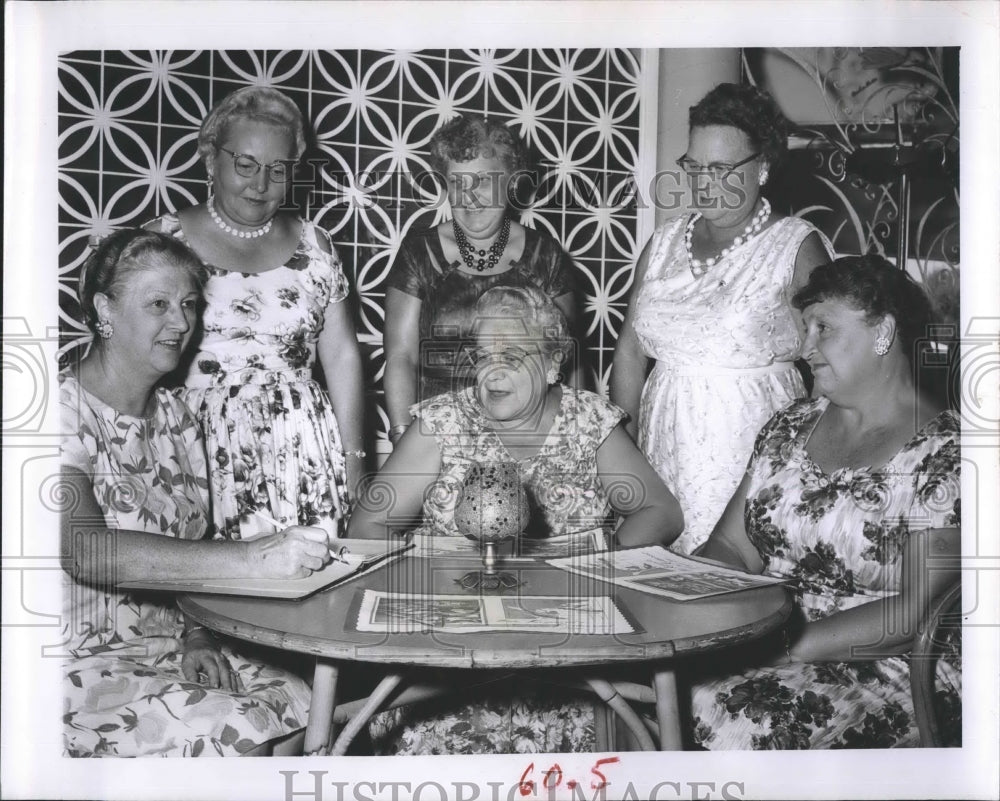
[60, 468, 330, 583]
[596, 424, 683, 547]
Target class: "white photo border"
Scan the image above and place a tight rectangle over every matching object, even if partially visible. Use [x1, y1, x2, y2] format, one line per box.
[4, 2, 998, 799]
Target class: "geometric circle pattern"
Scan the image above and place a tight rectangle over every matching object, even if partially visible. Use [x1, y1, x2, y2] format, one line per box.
[57, 49, 646, 435]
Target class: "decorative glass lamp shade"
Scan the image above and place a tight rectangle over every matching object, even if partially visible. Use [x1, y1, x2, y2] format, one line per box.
[454, 462, 527, 589]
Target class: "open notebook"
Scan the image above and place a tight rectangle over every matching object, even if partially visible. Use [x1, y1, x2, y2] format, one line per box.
[117, 538, 413, 600]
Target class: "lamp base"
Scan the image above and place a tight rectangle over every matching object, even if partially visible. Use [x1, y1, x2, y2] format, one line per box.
[456, 570, 521, 590]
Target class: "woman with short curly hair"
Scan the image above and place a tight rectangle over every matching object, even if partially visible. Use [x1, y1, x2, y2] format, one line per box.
[611, 82, 835, 554]
[382, 113, 582, 451]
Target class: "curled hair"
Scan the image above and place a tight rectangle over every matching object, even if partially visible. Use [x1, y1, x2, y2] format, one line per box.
[472, 285, 570, 361]
[792, 254, 934, 367]
[689, 83, 790, 166]
[427, 113, 528, 176]
[197, 86, 306, 165]
[78, 229, 207, 335]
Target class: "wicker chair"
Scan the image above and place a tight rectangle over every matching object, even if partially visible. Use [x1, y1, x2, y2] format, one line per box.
[910, 580, 963, 747]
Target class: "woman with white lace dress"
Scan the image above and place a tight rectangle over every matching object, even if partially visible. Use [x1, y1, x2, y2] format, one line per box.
[611, 83, 833, 554]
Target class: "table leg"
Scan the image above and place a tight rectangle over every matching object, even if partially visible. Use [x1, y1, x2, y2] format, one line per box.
[304, 659, 340, 755]
[653, 667, 683, 750]
[585, 677, 656, 751]
[331, 673, 404, 756]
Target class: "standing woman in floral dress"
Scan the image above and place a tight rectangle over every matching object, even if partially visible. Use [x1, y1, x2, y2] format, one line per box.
[146, 86, 364, 540]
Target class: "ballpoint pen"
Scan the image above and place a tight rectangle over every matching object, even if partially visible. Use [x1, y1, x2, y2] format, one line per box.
[250, 510, 351, 564]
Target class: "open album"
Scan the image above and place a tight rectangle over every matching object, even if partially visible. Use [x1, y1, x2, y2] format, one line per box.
[546, 545, 790, 601]
[117, 538, 413, 600]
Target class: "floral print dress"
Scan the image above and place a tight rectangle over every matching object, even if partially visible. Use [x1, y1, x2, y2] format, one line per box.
[59, 373, 311, 757]
[146, 213, 351, 540]
[690, 397, 961, 749]
[370, 387, 624, 754]
[412, 386, 624, 539]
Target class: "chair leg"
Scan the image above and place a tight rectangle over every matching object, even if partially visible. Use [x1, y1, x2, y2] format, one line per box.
[593, 701, 614, 752]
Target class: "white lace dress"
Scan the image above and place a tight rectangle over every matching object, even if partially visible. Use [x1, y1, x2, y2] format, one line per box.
[632, 215, 833, 553]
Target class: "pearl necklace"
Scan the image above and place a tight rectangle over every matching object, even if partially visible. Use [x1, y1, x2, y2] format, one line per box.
[454, 217, 510, 272]
[684, 198, 771, 277]
[208, 201, 273, 239]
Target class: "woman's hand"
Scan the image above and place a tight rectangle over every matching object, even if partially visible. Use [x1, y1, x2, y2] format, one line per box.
[242, 525, 331, 578]
[181, 631, 242, 691]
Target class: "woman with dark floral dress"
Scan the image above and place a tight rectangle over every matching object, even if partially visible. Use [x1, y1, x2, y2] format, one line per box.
[690, 255, 961, 749]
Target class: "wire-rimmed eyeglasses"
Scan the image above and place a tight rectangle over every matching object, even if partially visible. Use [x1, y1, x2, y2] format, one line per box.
[218, 147, 294, 183]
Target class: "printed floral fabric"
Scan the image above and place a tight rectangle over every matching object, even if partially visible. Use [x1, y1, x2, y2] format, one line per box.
[146, 213, 350, 540]
[633, 215, 834, 553]
[387, 225, 578, 399]
[370, 387, 625, 754]
[59, 373, 311, 756]
[411, 387, 625, 538]
[370, 684, 596, 756]
[690, 397, 962, 749]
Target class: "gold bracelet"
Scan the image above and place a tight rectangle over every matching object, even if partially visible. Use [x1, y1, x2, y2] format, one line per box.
[344, 449, 366, 459]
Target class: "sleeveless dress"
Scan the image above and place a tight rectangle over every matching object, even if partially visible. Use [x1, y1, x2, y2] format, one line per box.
[369, 387, 624, 754]
[632, 215, 833, 553]
[60, 373, 311, 757]
[387, 225, 578, 400]
[689, 398, 961, 749]
[146, 213, 351, 541]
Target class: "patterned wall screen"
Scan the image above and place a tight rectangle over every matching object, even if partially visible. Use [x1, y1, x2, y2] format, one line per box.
[57, 49, 648, 437]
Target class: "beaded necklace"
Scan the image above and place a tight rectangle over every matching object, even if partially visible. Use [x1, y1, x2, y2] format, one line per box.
[208, 200, 273, 239]
[453, 217, 511, 272]
[684, 198, 771, 277]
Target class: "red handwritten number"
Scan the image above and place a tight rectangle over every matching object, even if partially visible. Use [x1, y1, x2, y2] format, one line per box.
[590, 756, 620, 790]
[518, 762, 535, 797]
[542, 764, 563, 790]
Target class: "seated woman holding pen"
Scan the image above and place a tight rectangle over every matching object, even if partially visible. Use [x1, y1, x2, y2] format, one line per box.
[348, 285, 682, 754]
[60, 230, 330, 757]
[687, 255, 961, 749]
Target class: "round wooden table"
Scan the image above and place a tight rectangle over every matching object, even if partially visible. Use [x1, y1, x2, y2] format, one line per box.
[180, 554, 792, 754]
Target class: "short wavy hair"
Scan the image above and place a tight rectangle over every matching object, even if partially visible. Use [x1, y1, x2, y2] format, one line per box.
[78, 229, 207, 336]
[792, 254, 934, 367]
[197, 86, 307, 166]
[427, 113, 529, 175]
[689, 82, 790, 167]
[472, 285, 570, 362]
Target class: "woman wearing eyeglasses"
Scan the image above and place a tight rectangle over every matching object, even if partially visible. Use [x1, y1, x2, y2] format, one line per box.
[610, 83, 833, 554]
[145, 86, 364, 541]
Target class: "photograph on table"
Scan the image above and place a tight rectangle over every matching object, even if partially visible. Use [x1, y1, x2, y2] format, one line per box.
[355, 590, 633, 634]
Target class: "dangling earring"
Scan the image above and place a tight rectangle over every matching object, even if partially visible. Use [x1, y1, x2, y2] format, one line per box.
[206, 173, 214, 199]
[874, 335, 890, 356]
[546, 367, 560, 385]
[759, 168, 769, 187]
[96, 318, 114, 339]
